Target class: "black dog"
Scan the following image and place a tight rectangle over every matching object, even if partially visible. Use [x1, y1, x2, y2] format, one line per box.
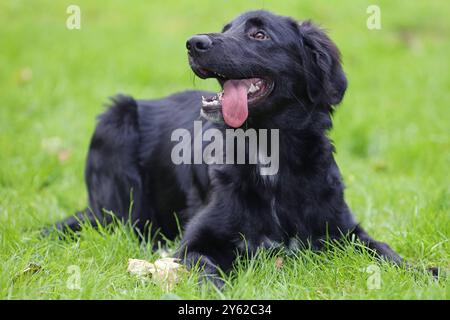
[53, 10, 405, 285]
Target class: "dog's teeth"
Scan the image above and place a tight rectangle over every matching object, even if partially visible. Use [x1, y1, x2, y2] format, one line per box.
[202, 98, 221, 107]
[248, 83, 259, 94]
[207, 100, 219, 106]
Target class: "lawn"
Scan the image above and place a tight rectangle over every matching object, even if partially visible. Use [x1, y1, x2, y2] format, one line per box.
[0, 0, 449, 299]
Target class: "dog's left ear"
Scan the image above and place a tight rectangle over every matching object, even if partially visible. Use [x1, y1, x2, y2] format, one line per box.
[296, 21, 347, 107]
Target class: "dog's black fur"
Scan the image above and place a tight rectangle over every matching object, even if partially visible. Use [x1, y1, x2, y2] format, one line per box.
[53, 10, 406, 285]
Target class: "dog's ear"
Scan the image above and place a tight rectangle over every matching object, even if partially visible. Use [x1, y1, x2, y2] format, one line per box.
[297, 21, 347, 107]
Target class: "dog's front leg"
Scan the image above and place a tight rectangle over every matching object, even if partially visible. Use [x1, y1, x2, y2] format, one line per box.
[352, 224, 441, 277]
[175, 202, 240, 288]
[351, 224, 403, 265]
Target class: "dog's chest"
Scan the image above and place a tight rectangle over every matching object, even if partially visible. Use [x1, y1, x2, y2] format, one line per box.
[234, 169, 286, 252]
[235, 166, 321, 252]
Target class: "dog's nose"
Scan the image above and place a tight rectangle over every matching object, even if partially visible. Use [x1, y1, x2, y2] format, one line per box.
[186, 35, 212, 54]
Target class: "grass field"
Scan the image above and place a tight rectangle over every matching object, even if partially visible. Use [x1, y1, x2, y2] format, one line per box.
[0, 0, 449, 299]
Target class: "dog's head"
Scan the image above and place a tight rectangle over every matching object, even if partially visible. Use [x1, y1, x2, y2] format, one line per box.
[187, 10, 347, 128]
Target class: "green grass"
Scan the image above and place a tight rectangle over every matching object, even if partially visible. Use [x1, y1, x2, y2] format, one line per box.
[0, 0, 449, 299]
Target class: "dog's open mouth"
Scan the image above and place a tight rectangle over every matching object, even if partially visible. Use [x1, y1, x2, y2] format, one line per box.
[197, 70, 274, 128]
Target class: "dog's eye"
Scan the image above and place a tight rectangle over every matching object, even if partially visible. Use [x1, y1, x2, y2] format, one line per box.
[250, 30, 269, 40]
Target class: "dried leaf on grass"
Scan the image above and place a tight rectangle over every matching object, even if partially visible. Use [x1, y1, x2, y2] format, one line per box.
[127, 258, 187, 290]
[13, 263, 42, 282]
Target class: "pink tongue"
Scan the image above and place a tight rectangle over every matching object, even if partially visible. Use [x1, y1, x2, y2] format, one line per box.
[222, 80, 249, 128]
